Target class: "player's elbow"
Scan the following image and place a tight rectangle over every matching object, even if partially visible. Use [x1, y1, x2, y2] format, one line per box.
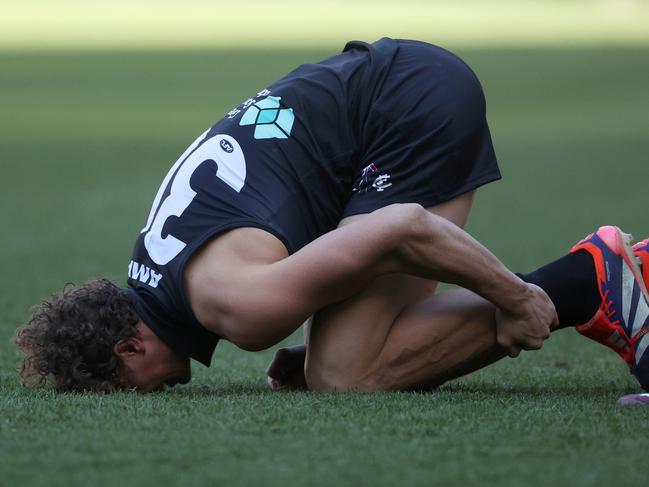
[231, 337, 268, 353]
[378, 203, 451, 276]
[221, 301, 302, 353]
[377, 203, 439, 257]
[387, 202, 432, 235]
[221, 314, 276, 352]
[372, 203, 429, 245]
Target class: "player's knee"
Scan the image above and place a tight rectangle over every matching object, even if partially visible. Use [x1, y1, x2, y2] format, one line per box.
[305, 355, 391, 392]
[304, 358, 352, 391]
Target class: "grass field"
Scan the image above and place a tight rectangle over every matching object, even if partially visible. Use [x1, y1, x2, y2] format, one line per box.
[1, 46, 649, 486]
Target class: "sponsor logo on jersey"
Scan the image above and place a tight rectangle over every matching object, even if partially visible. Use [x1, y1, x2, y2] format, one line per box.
[226, 88, 271, 120]
[220, 139, 234, 153]
[239, 96, 295, 140]
[128, 260, 163, 288]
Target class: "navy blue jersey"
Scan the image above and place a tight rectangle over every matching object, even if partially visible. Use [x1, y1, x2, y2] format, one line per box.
[126, 38, 500, 365]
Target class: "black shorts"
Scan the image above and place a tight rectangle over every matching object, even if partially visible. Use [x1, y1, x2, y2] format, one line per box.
[342, 39, 501, 217]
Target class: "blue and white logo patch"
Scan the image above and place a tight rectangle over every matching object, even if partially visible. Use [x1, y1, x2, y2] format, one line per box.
[239, 96, 295, 139]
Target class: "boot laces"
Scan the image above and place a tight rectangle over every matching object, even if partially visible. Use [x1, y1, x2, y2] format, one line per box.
[601, 290, 620, 326]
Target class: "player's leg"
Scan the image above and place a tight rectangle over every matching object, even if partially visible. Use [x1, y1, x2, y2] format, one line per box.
[302, 39, 648, 391]
[304, 191, 503, 391]
[302, 41, 505, 390]
[306, 223, 649, 391]
[311, 286, 503, 391]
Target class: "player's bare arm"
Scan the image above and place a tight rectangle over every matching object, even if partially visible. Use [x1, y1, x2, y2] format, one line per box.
[186, 203, 557, 354]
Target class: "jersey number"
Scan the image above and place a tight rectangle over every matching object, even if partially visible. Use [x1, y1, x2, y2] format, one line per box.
[141, 131, 247, 265]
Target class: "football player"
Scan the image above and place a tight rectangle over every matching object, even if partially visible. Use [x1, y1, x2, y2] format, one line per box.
[16, 38, 649, 393]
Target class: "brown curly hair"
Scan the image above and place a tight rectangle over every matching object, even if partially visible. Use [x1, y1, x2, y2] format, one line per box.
[15, 279, 140, 392]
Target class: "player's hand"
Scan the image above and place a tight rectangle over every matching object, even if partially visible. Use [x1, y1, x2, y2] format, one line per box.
[495, 283, 559, 357]
[266, 344, 308, 390]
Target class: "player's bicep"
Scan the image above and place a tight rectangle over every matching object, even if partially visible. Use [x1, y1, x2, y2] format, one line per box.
[228, 205, 418, 349]
[228, 245, 376, 350]
[261, 205, 413, 310]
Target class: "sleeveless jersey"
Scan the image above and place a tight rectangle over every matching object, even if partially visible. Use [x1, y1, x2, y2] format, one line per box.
[126, 39, 401, 365]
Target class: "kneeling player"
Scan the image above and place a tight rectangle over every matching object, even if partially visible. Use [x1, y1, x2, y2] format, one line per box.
[15, 38, 649, 393]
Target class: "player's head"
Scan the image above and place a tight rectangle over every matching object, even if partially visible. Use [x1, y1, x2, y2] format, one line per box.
[15, 279, 190, 393]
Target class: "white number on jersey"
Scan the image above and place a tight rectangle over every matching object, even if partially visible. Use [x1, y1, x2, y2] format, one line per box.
[141, 131, 247, 266]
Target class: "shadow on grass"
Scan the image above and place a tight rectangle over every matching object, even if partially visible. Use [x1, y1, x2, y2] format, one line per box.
[166, 379, 636, 400]
[438, 382, 633, 397]
[169, 381, 270, 397]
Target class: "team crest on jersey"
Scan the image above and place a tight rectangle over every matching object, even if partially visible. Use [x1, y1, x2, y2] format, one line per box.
[353, 163, 393, 193]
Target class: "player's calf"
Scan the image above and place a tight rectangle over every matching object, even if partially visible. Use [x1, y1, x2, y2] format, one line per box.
[305, 289, 504, 392]
[304, 350, 384, 392]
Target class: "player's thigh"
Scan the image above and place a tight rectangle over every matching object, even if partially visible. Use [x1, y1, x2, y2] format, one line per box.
[305, 191, 475, 388]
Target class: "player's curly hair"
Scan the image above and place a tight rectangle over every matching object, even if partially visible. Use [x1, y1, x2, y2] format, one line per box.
[15, 279, 140, 392]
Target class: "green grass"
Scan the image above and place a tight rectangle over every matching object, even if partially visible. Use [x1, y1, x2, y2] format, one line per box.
[1, 47, 649, 486]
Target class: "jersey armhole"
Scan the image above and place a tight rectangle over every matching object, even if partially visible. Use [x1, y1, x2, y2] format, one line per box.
[174, 219, 295, 333]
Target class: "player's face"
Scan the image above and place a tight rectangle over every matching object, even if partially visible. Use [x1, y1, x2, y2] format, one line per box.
[118, 322, 192, 393]
[127, 350, 191, 393]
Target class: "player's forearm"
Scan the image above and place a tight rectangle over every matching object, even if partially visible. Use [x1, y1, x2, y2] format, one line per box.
[228, 204, 527, 350]
[393, 206, 530, 315]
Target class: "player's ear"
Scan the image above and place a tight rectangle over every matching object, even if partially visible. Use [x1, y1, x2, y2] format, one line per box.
[113, 337, 145, 358]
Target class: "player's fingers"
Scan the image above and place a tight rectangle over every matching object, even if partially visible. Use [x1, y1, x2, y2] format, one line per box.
[551, 312, 560, 330]
[268, 376, 283, 390]
[496, 333, 512, 351]
[523, 336, 547, 351]
[497, 334, 521, 357]
[537, 324, 551, 340]
[507, 346, 521, 358]
[265, 348, 290, 376]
